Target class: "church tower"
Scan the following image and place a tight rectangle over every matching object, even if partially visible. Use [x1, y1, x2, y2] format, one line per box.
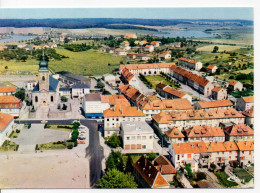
[38, 51, 49, 92]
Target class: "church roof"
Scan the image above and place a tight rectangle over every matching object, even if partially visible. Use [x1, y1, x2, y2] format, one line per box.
[33, 76, 59, 92]
[72, 82, 90, 89]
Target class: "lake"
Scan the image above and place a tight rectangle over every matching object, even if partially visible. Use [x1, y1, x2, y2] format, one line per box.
[156, 30, 217, 38]
[0, 35, 37, 43]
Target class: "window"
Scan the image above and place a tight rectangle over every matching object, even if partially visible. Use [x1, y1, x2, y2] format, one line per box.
[42, 76, 45, 81]
[178, 138, 182, 141]
[142, 136, 146, 140]
[51, 96, 54, 102]
[107, 119, 109, 121]
[150, 136, 152, 139]
[142, 145, 146, 149]
[249, 151, 251, 155]
[35, 96, 38, 102]
[187, 154, 191, 159]
[137, 136, 141, 140]
[177, 155, 180, 160]
[116, 118, 119, 121]
[126, 137, 130, 140]
[131, 136, 135, 140]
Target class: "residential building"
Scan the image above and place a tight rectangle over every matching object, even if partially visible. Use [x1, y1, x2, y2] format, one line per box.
[172, 42, 181, 48]
[164, 127, 185, 143]
[184, 126, 225, 142]
[124, 34, 137, 39]
[144, 45, 154, 52]
[152, 108, 245, 131]
[103, 106, 146, 138]
[133, 155, 170, 188]
[0, 113, 14, 146]
[103, 74, 119, 87]
[136, 54, 150, 61]
[160, 52, 171, 60]
[0, 96, 23, 117]
[242, 107, 254, 127]
[150, 41, 161, 47]
[178, 58, 202, 71]
[127, 52, 137, 59]
[153, 155, 177, 182]
[23, 81, 37, 91]
[120, 63, 174, 75]
[228, 80, 243, 91]
[236, 141, 254, 166]
[206, 65, 218, 73]
[120, 68, 138, 87]
[236, 96, 254, 111]
[71, 82, 90, 98]
[114, 49, 127, 56]
[194, 99, 233, 110]
[55, 71, 91, 86]
[211, 86, 227, 100]
[0, 86, 16, 96]
[59, 87, 71, 98]
[82, 93, 108, 118]
[138, 98, 193, 119]
[224, 124, 254, 141]
[120, 121, 154, 152]
[101, 94, 131, 108]
[120, 41, 131, 50]
[156, 84, 192, 102]
[169, 65, 214, 96]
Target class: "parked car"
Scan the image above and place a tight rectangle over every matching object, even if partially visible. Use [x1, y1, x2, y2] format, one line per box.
[78, 140, 85, 144]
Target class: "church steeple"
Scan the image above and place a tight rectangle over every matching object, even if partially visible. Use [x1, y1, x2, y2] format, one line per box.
[39, 49, 48, 71]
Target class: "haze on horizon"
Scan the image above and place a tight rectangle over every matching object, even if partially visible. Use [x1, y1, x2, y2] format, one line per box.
[0, 8, 253, 21]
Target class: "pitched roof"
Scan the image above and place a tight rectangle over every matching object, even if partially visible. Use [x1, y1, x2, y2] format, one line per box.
[172, 142, 208, 154]
[103, 106, 145, 117]
[150, 41, 160, 45]
[178, 57, 198, 64]
[72, 82, 90, 89]
[33, 76, 59, 92]
[124, 34, 136, 38]
[224, 124, 254, 136]
[242, 96, 254, 103]
[0, 96, 23, 109]
[133, 156, 169, 188]
[212, 86, 222, 92]
[156, 83, 167, 90]
[185, 126, 225, 138]
[236, 141, 254, 151]
[152, 108, 244, 124]
[100, 95, 130, 108]
[163, 86, 186, 98]
[141, 98, 193, 110]
[120, 63, 174, 71]
[164, 127, 184, 138]
[170, 65, 210, 87]
[0, 86, 16, 93]
[206, 65, 216, 70]
[121, 68, 134, 82]
[197, 100, 233, 109]
[0, 113, 14, 132]
[229, 80, 238, 86]
[154, 155, 177, 174]
[242, 107, 254, 117]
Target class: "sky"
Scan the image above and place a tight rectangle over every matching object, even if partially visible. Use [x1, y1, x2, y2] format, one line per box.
[0, 8, 253, 20]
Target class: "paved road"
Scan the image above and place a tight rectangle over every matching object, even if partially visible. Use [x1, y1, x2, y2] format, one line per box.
[81, 120, 104, 188]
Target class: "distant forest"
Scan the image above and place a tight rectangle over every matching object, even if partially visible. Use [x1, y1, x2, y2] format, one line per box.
[0, 18, 253, 29]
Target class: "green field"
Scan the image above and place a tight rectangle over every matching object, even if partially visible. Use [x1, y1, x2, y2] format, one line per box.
[49, 48, 126, 76]
[0, 140, 19, 151]
[145, 75, 179, 89]
[233, 168, 253, 183]
[37, 141, 74, 150]
[197, 45, 244, 52]
[45, 124, 73, 132]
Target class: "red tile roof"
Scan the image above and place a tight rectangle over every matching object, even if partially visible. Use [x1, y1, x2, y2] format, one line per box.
[0, 113, 14, 132]
[197, 100, 233, 109]
[120, 63, 174, 71]
[185, 126, 225, 138]
[178, 57, 198, 64]
[224, 124, 254, 136]
[150, 41, 160, 45]
[163, 86, 186, 98]
[101, 95, 131, 108]
[133, 156, 169, 188]
[236, 141, 254, 151]
[206, 65, 216, 70]
[242, 96, 254, 103]
[165, 127, 184, 138]
[229, 80, 238, 86]
[154, 155, 177, 174]
[103, 106, 145, 117]
[153, 108, 244, 124]
[121, 68, 134, 82]
[0, 96, 23, 109]
[0, 86, 16, 93]
[212, 86, 222, 92]
[172, 142, 208, 154]
[242, 107, 254, 117]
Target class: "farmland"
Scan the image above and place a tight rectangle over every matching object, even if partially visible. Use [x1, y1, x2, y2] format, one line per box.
[196, 45, 244, 52]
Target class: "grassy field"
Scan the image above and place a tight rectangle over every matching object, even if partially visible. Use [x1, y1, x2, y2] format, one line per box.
[196, 45, 244, 52]
[45, 124, 73, 132]
[145, 75, 179, 89]
[0, 140, 19, 151]
[49, 48, 126, 76]
[37, 141, 74, 150]
[214, 170, 238, 188]
[233, 168, 253, 183]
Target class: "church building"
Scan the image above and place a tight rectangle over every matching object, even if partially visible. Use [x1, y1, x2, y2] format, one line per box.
[31, 53, 60, 111]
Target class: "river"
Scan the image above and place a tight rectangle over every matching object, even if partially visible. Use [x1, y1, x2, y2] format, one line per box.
[156, 30, 218, 38]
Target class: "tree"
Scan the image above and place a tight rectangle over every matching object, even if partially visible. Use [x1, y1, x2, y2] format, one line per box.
[184, 164, 193, 177]
[105, 134, 121, 148]
[196, 172, 207, 181]
[96, 82, 105, 89]
[210, 163, 217, 171]
[96, 169, 137, 188]
[147, 152, 157, 162]
[15, 88, 26, 101]
[21, 55, 28, 62]
[106, 151, 124, 172]
[125, 154, 134, 174]
[61, 96, 68, 102]
[212, 46, 219, 53]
